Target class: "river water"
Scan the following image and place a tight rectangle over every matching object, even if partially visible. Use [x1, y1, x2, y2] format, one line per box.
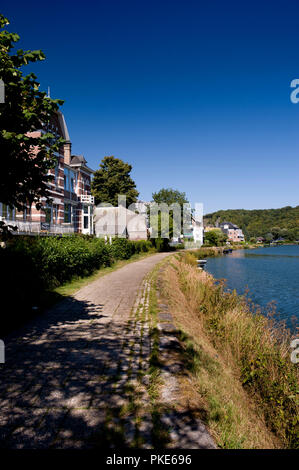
[205, 245, 299, 329]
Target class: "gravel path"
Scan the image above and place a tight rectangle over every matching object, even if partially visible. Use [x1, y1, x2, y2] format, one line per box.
[0, 252, 216, 449]
[0, 253, 169, 448]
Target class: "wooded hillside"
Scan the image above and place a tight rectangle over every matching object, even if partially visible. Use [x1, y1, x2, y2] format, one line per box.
[204, 206, 299, 240]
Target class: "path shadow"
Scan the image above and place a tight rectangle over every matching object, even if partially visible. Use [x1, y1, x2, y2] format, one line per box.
[0, 294, 134, 448]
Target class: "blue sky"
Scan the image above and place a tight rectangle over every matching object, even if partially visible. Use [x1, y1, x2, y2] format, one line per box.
[2, 0, 299, 213]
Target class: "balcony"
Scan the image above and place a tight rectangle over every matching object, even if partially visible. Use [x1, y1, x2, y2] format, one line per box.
[80, 195, 94, 204]
[1, 218, 74, 235]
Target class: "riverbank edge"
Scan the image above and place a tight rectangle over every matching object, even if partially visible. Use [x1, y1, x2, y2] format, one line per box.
[152, 253, 298, 449]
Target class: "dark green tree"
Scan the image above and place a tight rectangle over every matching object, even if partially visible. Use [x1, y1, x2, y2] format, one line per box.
[265, 232, 274, 243]
[151, 188, 189, 240]
[204, 230, 227, 247]
[0, 14, 64, 216]
[91, 156, 139, 206]
[152, 188, 188, 206]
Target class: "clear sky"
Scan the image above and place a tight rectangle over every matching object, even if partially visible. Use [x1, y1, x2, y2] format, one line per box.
[2, 0, 299, 213]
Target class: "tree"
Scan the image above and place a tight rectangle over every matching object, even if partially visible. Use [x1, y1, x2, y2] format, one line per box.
[152, 188, 188, 206]
[151, 188, 189, 240]
[265, 232, 274, 243]
[204, 206, 299, 240]
[271, 227, 282, 240]
[91, 156, 139, 207]
[0, 15, 64, 215]
[204, 230, 227, 247]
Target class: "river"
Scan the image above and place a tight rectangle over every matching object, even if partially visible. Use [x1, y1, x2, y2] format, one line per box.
[205, 245, 299, 329]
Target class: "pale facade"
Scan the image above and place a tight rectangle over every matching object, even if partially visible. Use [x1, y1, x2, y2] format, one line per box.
[94, 206, 148, 240]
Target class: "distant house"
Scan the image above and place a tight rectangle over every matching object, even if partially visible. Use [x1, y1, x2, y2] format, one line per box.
[191, 216, 203, 244]
[94, 206, 148, 241]
[219, 221, 245, 242]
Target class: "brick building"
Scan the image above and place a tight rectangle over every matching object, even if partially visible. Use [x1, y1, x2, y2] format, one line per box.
[0, 111, 95, 235]
[219, 221, 245, 242]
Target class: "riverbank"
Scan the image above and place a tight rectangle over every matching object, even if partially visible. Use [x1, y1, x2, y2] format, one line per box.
[155, 253, 298, 448]
[189, 243, 261, 259]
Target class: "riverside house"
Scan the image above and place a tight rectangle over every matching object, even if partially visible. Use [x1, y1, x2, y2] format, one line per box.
[0, 111, 95, 235]
[219, 221, 245, 242]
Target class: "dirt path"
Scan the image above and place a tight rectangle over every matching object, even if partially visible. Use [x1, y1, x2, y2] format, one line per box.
[0, 252, 215, 449]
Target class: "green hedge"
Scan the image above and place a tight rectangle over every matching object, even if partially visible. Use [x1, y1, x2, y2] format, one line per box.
[0, 236, 155, 312]
[0, 235, 163, 334]
[109, 238, 154, 259]
[1, 235, 112, 290]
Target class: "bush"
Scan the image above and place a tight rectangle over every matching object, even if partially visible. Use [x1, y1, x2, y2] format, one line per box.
[109, 238, 134, 260]
[132, 240, 154, 253]
[0, 235, 157, 335]
[0, 236, 113, 324]
[150, 237, 171, 252]
[6, 236, 111, 284]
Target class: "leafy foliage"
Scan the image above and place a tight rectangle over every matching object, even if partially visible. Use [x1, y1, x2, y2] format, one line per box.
[0, 14, 65, 212]
[2, 235, 112, 290]
[109, 237, 153, 259]
[204, 206, 299, 241]
[204, 229, 228, 246]
[91, 156, 139, 207]
[152, 188, 188, 206]
[0, 235, 157, 333]
[151, 187, 189, 240]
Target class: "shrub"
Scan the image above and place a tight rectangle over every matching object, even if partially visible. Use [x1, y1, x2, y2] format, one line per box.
[150, 238, 171, 252]
[132, 240, 154, 253]
[0, 235, 156, 335]
[109, 238, 134, 260]
[0, 235, 113, 320]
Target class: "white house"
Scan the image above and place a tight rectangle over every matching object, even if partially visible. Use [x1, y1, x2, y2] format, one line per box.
[94, 205, 148, 241]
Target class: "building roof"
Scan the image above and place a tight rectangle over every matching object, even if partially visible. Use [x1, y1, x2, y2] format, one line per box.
[220, 221, 240, 229]
[69, 154, 94, 174]
[71, 154, 87, 165]
[57, 111, 70, 141]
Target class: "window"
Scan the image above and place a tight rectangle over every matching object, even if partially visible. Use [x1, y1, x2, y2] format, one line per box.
[64, 203, 71, 223]
[43, 205, 52, 224]
[0, 204, 15, 220]
[64, 169, 76, 193]
[70, 171, 76, 193]
[72, 205, 76, 222]
[55, 160, 59, 186]
[64, 169, 70, 191]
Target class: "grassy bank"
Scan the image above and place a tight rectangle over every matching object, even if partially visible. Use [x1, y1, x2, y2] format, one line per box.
[190, 244, 260, 260]
[157, 253, 298, 448]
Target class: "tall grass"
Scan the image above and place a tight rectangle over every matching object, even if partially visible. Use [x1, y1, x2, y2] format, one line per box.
[176, 254, 298, 448]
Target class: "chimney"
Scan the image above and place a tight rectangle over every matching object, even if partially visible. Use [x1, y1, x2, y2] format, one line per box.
[64, 141, 72, 165]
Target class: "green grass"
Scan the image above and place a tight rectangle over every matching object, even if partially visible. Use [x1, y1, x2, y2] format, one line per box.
[176, 254, 299, 448]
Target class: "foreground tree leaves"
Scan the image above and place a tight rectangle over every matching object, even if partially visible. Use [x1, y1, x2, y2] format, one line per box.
[0, 14, 65, 216]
